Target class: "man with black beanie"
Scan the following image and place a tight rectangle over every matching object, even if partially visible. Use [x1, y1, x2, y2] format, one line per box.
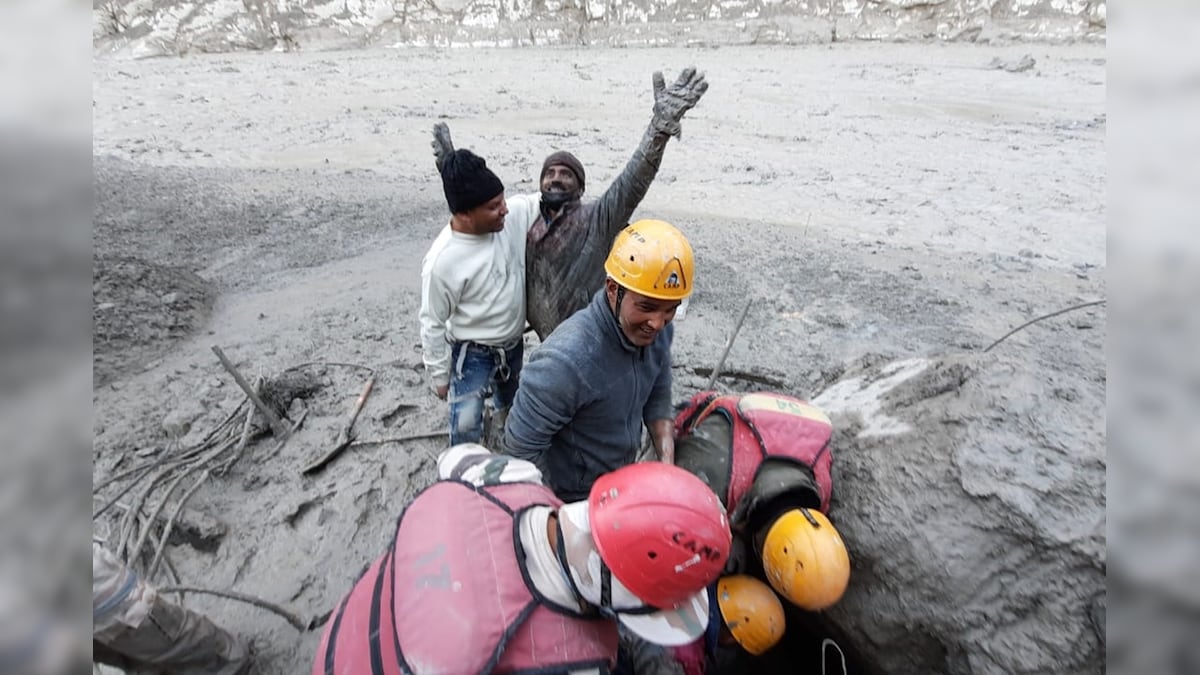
[431, 66, 709, 340]
[419, 148, 540, 445]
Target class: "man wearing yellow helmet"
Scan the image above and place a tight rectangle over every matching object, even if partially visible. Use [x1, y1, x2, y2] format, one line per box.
[504, 220, 694, 501]
[620, 574, 787, 675]
[430, 67, 708, 340]
[672, 391, 852, 612]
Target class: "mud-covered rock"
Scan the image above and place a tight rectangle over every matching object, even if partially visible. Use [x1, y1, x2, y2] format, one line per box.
[810, 351, 1105, 674]
[93, 255, 215, 386]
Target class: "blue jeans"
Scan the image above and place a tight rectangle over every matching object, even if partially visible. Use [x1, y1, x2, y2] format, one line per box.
[448, 340, 524, 446]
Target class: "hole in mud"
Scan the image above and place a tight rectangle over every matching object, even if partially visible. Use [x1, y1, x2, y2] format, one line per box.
[739, 551, 878, 674]
[759, 608, 876, 675]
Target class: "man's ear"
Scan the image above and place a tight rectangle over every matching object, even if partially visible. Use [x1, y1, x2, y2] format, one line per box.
[604, 278, 618, 305]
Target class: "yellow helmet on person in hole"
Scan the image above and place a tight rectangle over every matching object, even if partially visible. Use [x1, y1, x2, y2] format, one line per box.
[760, 508, 850, 611]
[603, 219, 695, 301]
[716, 575, 786, 656]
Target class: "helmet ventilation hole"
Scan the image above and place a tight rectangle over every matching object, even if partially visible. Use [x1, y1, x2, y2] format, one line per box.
[647, 551, 657, 559]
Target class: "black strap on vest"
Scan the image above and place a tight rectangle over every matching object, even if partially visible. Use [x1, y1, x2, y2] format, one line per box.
[600, 566, 612, 615]
[553, 518, 604, 619]
[554, 518, 669, 618]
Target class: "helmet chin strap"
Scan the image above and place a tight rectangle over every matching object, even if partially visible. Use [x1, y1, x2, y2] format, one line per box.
[553, 516, 659, 618]
[600, 565, 615, 619]
[553, 518, 603, 618]
[554, 516, 619, 618]
[610, 286, 626, 326]
[598, 564, 661, 617]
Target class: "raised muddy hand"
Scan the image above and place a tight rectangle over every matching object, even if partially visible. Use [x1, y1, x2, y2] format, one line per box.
[431, 122, 455, 171]
[651, 66, 709, 140]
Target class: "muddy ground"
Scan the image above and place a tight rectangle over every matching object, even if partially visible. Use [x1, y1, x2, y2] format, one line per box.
[92, 44, 1105, 673]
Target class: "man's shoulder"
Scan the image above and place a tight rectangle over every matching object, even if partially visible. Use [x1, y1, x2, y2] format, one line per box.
[436, 444, 545, 487]
[505, 193, 541, 230]
[539, 307, 606, 353]
[422, 226, 456, 267]
[509, 192, 541, 209]
[529, 309, 612, 385]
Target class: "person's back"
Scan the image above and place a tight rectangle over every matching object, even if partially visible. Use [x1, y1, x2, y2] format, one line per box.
[313, 474, 619, 674]
[313, 444, 733, 675]
[671, 391, 853, 615]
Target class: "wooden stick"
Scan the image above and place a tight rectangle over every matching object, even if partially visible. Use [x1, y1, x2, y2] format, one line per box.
[705, 299, 754, 390]
[301, 377, 375, 475]
[341, 376, 375, 442]
[128, 463, 203, 566]
[270, 410, 309, 459]
[93, 449, 172, 495]
[210, 345, 291, 440]
[148, 470, 210, 579]
[218, 396, 259, 475]
[197, 398, 251, 446]
[93, 452, 170, 518]
[282, 361, 375, 375]
[119, 437, 235, 562]
[156, 586, 309, 631]
[236, 380, 260, 450]
[159, 552, 184, 602]
[348, 431, 446, 447]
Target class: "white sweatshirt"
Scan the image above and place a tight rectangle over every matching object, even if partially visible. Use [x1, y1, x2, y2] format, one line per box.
[419, 194, 539, 389]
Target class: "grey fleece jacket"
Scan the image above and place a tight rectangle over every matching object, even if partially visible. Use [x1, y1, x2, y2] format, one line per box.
[504, 290, 674, 501]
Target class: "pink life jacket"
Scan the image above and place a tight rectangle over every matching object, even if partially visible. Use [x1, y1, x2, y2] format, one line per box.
[313, 480, 618, 675]
[674, 391, 834, 517]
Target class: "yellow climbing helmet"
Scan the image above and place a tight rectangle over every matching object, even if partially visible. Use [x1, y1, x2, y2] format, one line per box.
[603, 219, 695, 301]
[716, 575, 787, 656]
[760, 508, 851, 611]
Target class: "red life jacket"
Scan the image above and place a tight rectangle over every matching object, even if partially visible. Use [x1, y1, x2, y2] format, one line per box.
[674, 391, 834, 516]
[669, 638, 708, 675]
[313, 480, 618, 675]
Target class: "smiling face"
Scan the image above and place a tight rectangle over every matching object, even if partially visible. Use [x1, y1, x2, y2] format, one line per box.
[540, 164, 581, 197]
[606, 279, 681, 347]
[462, 193, 508, 234]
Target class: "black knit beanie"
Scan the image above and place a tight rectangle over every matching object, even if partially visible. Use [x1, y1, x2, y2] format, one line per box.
[540, 151, 586, 192]
[441, 149, 504, 214]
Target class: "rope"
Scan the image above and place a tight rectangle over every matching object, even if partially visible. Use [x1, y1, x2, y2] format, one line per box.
[822, 638, 847, 675]
[983, 300, 1106, 353]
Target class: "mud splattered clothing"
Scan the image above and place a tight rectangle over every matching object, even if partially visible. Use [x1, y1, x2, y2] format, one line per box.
[504, 290, 674, 501]
[92, 543, 250, 675]
[525, 125, 682, 340]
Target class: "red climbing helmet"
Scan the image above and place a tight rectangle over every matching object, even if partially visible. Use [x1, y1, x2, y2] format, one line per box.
[589, 462, 732, 609]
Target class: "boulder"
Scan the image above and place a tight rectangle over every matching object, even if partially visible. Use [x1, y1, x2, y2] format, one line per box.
[806, 352, 1105, 674]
